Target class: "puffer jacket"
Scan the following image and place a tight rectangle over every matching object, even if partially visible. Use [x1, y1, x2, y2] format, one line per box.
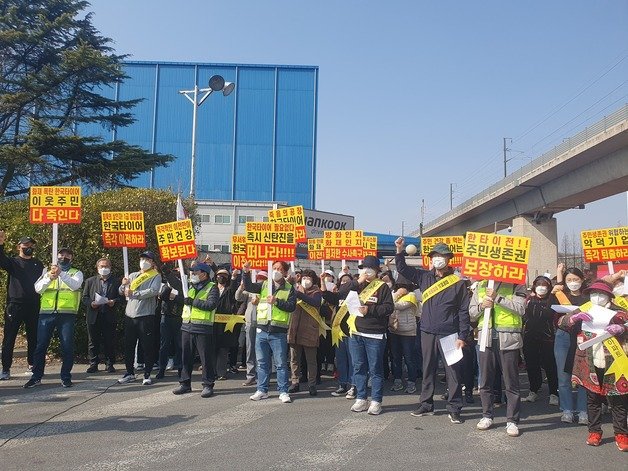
[389, 290, 419, 336]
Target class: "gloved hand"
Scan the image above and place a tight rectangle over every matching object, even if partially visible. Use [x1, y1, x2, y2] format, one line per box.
[605, 324, 625, 337]
[569, 312, 592, 324]
[183, 297, 193, 306]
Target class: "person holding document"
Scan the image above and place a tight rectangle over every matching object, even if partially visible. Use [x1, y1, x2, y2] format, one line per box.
[470, 279, 526, 436]
[395, 238, 469, 425]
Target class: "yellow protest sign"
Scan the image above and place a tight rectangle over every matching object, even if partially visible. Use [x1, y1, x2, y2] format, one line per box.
[155, 219, 197, 262]
[421, 235, 464, 268]
[581, 227, 628, 263]
[245, 222, 296, 262]
[268, 205, 306, 242]
[29, 186, 81, 224]
[363, 235, 378, 257]
[323, 230, 364, 260]
[102, 211, 146, 248]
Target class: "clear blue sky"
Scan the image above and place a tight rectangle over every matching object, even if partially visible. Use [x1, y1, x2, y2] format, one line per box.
[89, 0, 628, 243]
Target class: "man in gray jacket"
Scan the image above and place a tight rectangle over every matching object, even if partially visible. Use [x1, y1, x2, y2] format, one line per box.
[118, 251, 162, 385]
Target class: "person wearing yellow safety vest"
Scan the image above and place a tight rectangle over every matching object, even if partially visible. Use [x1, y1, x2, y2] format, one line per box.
[24, 248, 83, 389]
[395, 238, 470, 425]
[469, 278, 526, 437]
[243, 260, 297, 404]
[173, 262, 219, 398]
[287, 269, 324, 397]
[339, 255, 394, 415]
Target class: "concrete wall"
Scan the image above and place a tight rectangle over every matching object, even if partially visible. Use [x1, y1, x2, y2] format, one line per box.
[512, 215, 558, 281]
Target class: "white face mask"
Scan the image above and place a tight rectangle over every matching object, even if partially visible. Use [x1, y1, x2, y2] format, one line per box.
[301, 278, 312, 289]
[364, 268, 377, 278]
[566, 281, 582, 292]
[590, 292, 610, 306]
[139, 259, 152, 271]
[432, 256, 447, 270]
[98, 267, 111, 277]
[534, 286, 548, 296]
[613, 284, 624, 297]
[190, 274, 203, 284]
[272, 270, 284, 282]
[357, 268, 365, 277]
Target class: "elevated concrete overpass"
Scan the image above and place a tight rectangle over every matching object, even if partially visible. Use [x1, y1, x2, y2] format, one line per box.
[413, 104, 628, 278]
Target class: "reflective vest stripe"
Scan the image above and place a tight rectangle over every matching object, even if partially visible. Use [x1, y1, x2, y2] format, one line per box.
[40, 268, 81, 314]
[477, 282, 522, 332]
[182, 282, 215, 325]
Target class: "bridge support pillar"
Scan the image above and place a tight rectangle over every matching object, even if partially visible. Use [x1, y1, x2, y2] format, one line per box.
[512, 215, 558, 283]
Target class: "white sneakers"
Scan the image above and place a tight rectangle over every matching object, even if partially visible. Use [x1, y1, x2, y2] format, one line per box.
[368, 401, 382, 415]
[351, 399, 369, 412]
[561, 411, 574, 423]
[521, 391, 538, 402]
[117, 373, 136, 384]
[506, 422, 520, 437]
[249, 391, 269, 401]
[279, 393, 292, 403]
[577, 413, 588, 425]
[345, 386, 357, 400]
[549, 394, 559, 406]
[476, 417, 493, 430]
[142, 377, 152, 385]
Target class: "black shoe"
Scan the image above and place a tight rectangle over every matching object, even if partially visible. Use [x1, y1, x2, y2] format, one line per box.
[331, 386, 348, 397]
[62, 379, 73, 388]
[299, 376, 308, 383]
[465, 393, 474, 404]
[23, 378, 41, 388]
[410, 404, 434, 417]
[288, 383, 300, 394]
[449, 412, 463, 424]
[172, 384, 192, 395]
[200, 386, 214, 398]
[229, 366, 238, 374]
[106, 364, 116, 373]
[86, 365, 98, 373]
[440, 391, 449, 401]
[309, 386, 317, 396]
[155, 370, 165, 380]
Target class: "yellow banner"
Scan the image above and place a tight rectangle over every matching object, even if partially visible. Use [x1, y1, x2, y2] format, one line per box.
[268, 206, 306, 242]
[246, 222, 296, 245]
[421, 274, 460, 304]
[603, 336, 628, 386]
[331, 280, 383, 346]
[614, 296, 628, 311]
[155, 219, 197, 262]
[323, 230, 364, 261]
[363, 235, 378, 257]
[308, 238, 325, 261]
[581, 226, 628, 263]
[214, 313, 246, 333]
[29, 186, 82, 224]
[297, 300, 331, 338]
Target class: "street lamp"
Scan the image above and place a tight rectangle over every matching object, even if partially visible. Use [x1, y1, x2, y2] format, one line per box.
[179, 74, 235, 197]
[494, 222, 512, 234]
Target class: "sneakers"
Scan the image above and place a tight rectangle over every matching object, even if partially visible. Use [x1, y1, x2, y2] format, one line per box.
[410, 404, 435, 417]
[24, 365, 33, 376]
[288, 383, 300, 394]
[577, 412, 588, 426]
[368, 401, 382, 415]
[549, 394, 559, 406]
[86, 365, 98, 373]
[23, 378, 41, 388]
[522, 391, 538, 403]
[200, 386, 214, 398]
[391, 379, 404, 391]
[331, 385, 348, 397]
[0, 370, 10, 380]
[117, 373, 136, 384]
[242, 377, 256, 386]
[61, 379, 73, 388]
[106, 364, 116, 373]
[405, 381, 417, 394]
[166, 358, 175, 370]
[351, 399, 369, 412]
[155, 370, 165, 380]
[506, 422, 520, 437]
[134, 363, 145, 372]
[615, 433, 628, 452]
[587, 432, 602, 446]
[477, 417, 493, 430]
[250, 390, 269, 401]
[279, 393, 292, 403]
[142, 377, 153, 385]
[173, 384, 192, 395]
[345, 386, 357, 400]
[561, 411, 574, 423]
[449, 412, 463, 424]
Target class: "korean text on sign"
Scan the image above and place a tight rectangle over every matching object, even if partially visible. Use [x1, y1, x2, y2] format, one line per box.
[580, 227, 628, 263]
[29, 186, 81, 224]
[101, 211, 146, 248]
[308, 238, 325, 260]
[245, 222, 296, 262]
[155, 219, 197, 262]
[363, 236, 378, 257]
[231, 234, 266, 270]
[323, 230, 364, 260]
[268, 205, 307, 243]
[461, 231, 531, 284]
[421, 235, 464, 268]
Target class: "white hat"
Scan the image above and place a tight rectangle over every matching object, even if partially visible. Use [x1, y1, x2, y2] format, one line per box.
[324, 269, 335, 278]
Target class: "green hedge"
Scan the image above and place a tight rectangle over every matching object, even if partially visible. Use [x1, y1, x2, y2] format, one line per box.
[0, 188, 196, 359]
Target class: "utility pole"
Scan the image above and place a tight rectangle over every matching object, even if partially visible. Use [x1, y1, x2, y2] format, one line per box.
[401, 221, 405, 236]
[503, 137, 512, 178]
[449, 183, 454, 210]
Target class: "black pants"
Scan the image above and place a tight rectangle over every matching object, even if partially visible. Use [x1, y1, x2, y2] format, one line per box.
[479, 339, 521, 423]
[523, 336, 558, 395]
[2, 302, 39, 370]
[124, 316, 156, 377]
[461, 343, 476, 392]
[180, 330, 215, 388]
[87, 313, 116, 367]
[587, 389, 628, 435]
[419, 331, 464, 414]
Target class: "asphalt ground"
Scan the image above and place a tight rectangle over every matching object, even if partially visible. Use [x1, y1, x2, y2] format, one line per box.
[0, 364, 625, 470]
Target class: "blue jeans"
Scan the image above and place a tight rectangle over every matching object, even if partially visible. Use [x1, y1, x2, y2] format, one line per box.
[335, 338, 353, 386]
[32, 313, 76, 381]
[349, 334, 386, 403]
[255, 329, 289, 394]
[390, 333, 419, 382]
[554, 329, 586, 413]
[159, 316, 182, 371]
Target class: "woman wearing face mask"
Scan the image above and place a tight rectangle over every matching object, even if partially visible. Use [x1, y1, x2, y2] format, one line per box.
[521, 276, 559, 406]
[211, 267, 241, 380]
[287, 269, 323, 396]
[559, 280, 628, 450]
[551, 266, 589, 424]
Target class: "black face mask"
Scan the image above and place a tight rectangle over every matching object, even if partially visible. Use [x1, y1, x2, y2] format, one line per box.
[217, 275, 228, 285]
[21, 247, 34, 256]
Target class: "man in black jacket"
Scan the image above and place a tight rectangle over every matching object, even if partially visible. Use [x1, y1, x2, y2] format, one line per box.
[81, 257, 122, 373]
[395, 237, 470, 424]
[155, 263, 184, 379]
[0, 231, 45, 380]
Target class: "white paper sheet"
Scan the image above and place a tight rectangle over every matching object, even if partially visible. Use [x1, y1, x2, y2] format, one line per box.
[581, 305, 616, 334]
[439, 333, 463, 366]
[551, 304, 580, 314]
[345, 290, 363, 317]
[94, 293, 109, 306]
